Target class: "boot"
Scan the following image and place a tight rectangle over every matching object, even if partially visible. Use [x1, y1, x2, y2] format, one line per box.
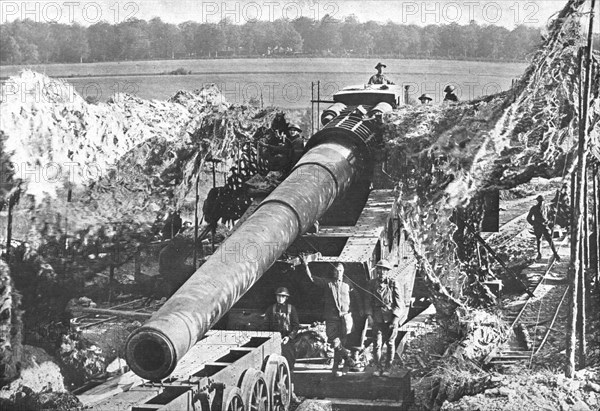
[381, 361, 392, 377]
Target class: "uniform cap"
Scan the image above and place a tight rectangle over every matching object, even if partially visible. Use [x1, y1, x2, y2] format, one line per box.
[288, 123, 302, 132]
[375, 260, 393, 270]
[275, 287, 290, 296]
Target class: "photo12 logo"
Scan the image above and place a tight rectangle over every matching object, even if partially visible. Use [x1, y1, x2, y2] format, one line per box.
[0, 1, 140, 24]
[199, 1, 340, 23]
[1, 161, 104, 184]
[404, 81, 502, 103]
[397, 1, 540, 25]
[0, 79, 141, 104]
[211, 80, 340, 106]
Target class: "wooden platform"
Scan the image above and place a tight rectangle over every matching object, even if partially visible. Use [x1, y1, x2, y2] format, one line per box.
[293, 364, 412, 405]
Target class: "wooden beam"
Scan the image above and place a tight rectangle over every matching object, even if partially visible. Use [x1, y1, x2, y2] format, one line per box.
[459, 216, 534, 297]
[73, 307, 152, 319]
[567, 9, 595, 375]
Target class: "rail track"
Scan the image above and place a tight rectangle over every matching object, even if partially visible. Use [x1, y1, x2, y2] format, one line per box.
[484, 193, 571, 366]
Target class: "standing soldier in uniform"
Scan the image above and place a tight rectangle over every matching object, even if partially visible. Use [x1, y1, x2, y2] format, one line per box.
[368, 63, 395, 85]
[364, 260, 402, 376]
[300, 257, 354, 377]
[288, 123, 306, 166]
[264, 287, 300, 371]
[264, 287, 300, 402]
[527, 195, 561, 261]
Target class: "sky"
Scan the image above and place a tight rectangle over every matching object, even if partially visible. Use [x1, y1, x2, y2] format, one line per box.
[0, 0, 583, 29]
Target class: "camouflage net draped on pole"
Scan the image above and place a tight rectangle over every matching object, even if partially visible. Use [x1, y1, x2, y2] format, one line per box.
[383, 0, 599, 326]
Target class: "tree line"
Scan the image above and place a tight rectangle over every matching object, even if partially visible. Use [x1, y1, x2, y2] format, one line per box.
[0, 15, 560, 65]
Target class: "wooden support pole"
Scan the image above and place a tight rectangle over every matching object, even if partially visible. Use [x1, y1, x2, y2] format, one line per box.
[193, 172, 200, 270]
[317, 80, 320, 132]
[108, 263, 115, 305]
[567, 3, 595, 375]
[583, 168, 589, 271]
[578, 166, 588, 368]
[5, 193, 14, 264]
[595, 164, 600, 284]
[134, 246, 141, 279]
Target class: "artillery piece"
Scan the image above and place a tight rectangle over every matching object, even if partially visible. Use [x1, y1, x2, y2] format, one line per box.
[85, 84, 419, 411]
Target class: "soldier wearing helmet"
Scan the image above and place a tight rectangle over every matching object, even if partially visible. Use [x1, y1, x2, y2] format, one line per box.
[288, 123, 306, 166]
[443, 85, 459, 102]
[263, 287, 300, 397]
[364, 259, 402, 376]
[264, 287, 300, 342]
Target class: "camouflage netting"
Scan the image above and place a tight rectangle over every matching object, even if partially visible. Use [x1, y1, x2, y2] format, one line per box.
[0, 259, 22, 385]
[0, 70, 300, 386]
[383, 0, 599, 327]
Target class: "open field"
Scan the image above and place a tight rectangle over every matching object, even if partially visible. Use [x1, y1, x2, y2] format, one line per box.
[1, 58, 527, 109]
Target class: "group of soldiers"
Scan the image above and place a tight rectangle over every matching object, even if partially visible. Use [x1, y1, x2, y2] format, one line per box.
[368, 62, 459, 104]
[264, 257, 402, 379]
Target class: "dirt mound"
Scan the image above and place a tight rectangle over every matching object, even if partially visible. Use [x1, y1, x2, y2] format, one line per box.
[441, 367, 600, 411]
[0, 345, 66, 401]
[0, 70, 228, 200]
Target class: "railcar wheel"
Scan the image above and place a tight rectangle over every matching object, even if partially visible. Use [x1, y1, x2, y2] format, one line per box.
[239, 369, 269, 411]
[263, 355, 291, 411]
[216, 386, 245, 411]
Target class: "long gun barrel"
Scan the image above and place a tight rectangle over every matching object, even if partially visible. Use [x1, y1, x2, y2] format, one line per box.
[126, 115, 376, 380]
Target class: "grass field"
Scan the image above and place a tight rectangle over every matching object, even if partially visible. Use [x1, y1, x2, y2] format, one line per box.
[1, 58, 527, 109]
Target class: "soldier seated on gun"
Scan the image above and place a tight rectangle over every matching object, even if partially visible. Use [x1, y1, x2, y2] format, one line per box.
[368, 62, 395, 85]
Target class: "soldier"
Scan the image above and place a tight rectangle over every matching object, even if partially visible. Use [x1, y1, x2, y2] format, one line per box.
[259, 130, 293, 172]
[443, 85, 459, 102]
[264, 287, 300, 370]
[418, 94, 433, 105]
[364, 260, 401, 376]
[288, 123, 306, 166]
[368, 63, 395, 85]
[527, 195, 561, 261]
[301, 257, 354, 377]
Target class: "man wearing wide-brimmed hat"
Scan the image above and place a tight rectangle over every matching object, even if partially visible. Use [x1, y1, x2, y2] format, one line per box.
[364, 259, 401, 376]
[368, 62, 395, 85]
[418, 93, 433, 104]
